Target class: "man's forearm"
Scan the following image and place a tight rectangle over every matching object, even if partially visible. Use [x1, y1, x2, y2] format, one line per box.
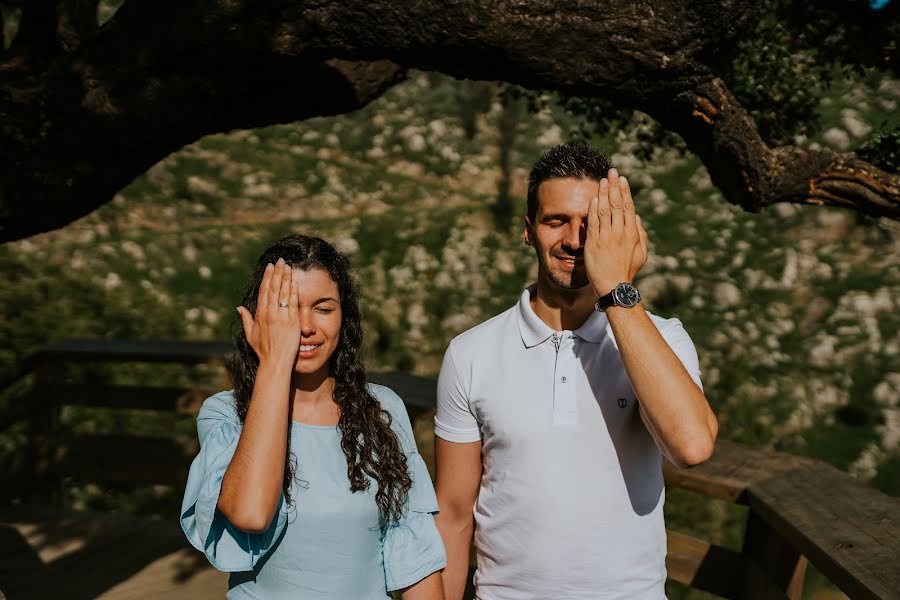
[606, 304, 717, 467]
[435, 513, 474, 600]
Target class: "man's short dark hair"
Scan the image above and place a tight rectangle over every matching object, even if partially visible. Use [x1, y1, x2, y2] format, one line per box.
[526, 143, 612, 221]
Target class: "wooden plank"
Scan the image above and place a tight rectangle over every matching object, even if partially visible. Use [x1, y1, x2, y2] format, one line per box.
[0, 506, 198, 600]
[36, 339, 232, 364]
[54, 377, 433, 413]
[663, 440, 817, 504]
[56, 385, 215, 414]
[57, 434, 198, 486]
[665, 529, 746, 598]
[97, 548, 227, 600]
[747, 461, 900, 600]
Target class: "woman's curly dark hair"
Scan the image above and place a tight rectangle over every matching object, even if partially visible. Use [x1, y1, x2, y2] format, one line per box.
[228, 235, 411, 530]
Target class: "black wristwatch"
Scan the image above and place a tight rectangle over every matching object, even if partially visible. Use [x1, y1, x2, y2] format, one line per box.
[595, 282, 641, 312]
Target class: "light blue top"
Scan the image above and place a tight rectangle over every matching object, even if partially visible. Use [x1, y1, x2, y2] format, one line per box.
[180, 384, 446, 599]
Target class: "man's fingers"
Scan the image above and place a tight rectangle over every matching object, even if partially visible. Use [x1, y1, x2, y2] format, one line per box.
[621, 176, 637, 232]
[588, 195, 600, 233]
[597, 178, 611, 230]
[257, 262, 275, 315]
[637, 214, 649, 263]
[607, 168, 624, 232]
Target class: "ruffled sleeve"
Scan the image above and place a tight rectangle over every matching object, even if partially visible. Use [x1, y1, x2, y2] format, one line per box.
[383, 450, 447, 591]
[180, 391, 288, 572]
[368, 384, 447, 591]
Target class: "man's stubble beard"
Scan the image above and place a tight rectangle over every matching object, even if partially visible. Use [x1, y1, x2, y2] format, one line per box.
[535, 247, 591, 291]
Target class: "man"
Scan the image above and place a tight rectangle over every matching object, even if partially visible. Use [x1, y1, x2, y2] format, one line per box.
[434, 143, 717, 600]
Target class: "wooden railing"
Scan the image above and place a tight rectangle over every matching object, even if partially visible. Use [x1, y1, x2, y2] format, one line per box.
[0, 340, 438, 499]
[1, 340, 899, 599]
[664, 442, 900, 599]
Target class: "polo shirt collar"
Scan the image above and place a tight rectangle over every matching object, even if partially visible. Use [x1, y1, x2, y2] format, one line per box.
[516, 285, 609, 348]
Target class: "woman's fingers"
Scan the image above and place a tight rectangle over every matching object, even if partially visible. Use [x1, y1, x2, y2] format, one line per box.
[277, 262, 292, 314]
[257, 262, 275, 316]
[246, 258, 303, 365]
[267, 258, 286, 318]
[236, 306, 255, 338]
[289, 266, 300, 317]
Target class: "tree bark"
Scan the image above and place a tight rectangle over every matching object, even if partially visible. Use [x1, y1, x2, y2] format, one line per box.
[0, 0, 896, 241]
[656, 78, 899, 217]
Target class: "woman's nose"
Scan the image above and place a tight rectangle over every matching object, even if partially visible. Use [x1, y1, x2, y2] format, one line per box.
[299, 312, 316, 336]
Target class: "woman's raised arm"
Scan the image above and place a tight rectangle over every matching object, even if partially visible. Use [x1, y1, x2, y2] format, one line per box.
[218, 258, 300, 532]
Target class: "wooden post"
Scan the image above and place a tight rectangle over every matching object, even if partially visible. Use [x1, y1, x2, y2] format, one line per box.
[29, 359, 64, 505]
[741, 511, 807, 599]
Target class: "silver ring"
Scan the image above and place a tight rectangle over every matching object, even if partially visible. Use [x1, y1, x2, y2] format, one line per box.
[278, 301, 289, 308]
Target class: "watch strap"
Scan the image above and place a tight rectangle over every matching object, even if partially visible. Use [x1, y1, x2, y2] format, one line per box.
[595, 290, 617, 312]
[595, 282, 640, 312]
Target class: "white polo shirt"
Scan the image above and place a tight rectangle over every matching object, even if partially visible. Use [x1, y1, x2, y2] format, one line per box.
[435, 286, 703, 600]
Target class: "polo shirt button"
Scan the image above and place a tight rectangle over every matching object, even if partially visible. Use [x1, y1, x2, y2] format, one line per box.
[561, 376, 567, 383]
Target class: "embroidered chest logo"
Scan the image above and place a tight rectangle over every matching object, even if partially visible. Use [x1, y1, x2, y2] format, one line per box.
[617, 398, 628, 408]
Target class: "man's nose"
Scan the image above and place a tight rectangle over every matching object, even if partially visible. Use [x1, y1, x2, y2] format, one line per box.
[563, 221, 586, 250]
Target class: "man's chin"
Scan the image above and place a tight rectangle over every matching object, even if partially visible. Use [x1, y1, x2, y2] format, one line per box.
[547, 271, 591, 291]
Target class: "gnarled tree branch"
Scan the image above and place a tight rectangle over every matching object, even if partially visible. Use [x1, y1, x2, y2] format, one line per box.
[654, 77, 899, 218]
[804, 155, 899, 214]
[0, 0, 896, 242]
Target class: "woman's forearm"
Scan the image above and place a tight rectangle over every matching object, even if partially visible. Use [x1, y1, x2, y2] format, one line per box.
[218, 361, 292, 532]
[400, 571, 445, 600]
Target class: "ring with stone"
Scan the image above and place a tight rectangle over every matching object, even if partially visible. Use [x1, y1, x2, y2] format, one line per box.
[278, 301, 289, 308]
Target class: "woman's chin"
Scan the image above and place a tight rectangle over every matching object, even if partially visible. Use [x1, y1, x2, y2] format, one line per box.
[292, 357, 330, 377]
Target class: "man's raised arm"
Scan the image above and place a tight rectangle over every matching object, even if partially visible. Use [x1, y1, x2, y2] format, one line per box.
[586, 169, 717, 468]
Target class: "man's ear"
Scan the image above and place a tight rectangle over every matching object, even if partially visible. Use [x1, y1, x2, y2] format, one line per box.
[523, 216, 533, 246]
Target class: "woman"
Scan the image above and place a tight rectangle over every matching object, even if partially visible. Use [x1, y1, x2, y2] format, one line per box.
[181, 235, 446, 599]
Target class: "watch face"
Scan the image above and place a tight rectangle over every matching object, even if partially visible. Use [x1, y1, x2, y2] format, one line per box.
[614, 283, 640, 307]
